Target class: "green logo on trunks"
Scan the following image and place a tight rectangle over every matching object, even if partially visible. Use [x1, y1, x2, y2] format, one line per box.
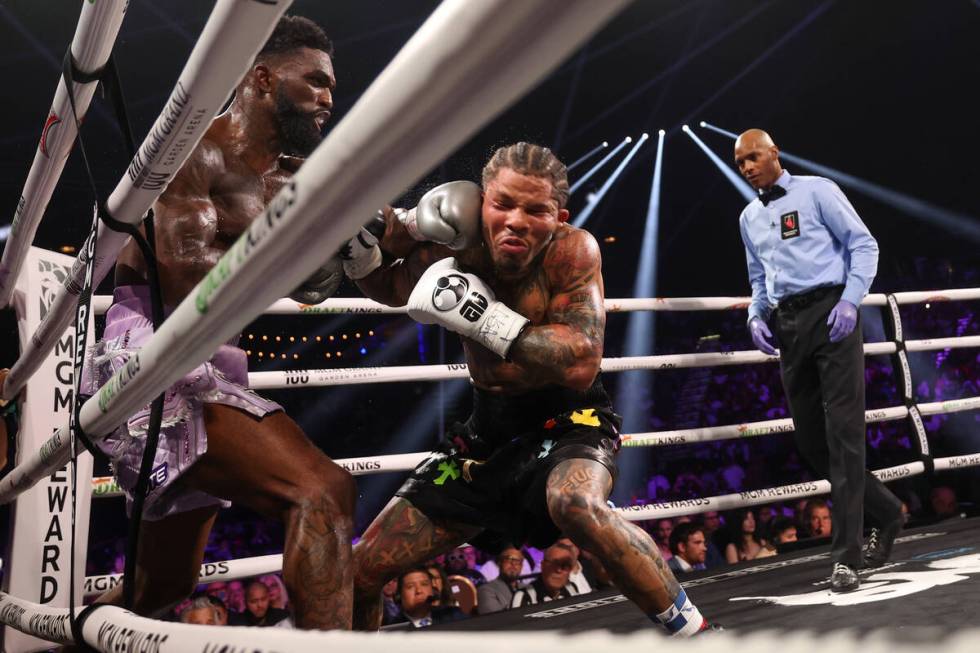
[538, 439, 555, 459]
[433, 460, 460, 486]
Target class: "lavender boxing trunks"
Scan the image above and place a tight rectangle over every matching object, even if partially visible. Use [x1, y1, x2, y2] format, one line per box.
[80, 285, 282, 520]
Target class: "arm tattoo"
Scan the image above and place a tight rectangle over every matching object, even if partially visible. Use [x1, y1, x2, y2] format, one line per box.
[509, 232, 605, 386]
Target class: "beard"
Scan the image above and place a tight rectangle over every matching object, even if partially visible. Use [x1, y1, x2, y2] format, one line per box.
[274, 87, 323, 157]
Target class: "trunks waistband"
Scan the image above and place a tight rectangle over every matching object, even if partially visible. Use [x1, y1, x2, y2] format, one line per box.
[470, 375, 611, 437]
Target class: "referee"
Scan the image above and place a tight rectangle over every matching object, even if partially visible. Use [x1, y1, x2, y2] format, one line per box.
[734, 129, 903, 592]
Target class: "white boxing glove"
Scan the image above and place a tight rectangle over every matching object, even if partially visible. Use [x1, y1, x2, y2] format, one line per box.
[407, 258, 529, 358]
[399, 180, 482, 250]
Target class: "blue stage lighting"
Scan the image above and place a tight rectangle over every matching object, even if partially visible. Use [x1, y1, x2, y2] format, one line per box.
[569, 137, 632, 196]
[573, 134, 649, 227]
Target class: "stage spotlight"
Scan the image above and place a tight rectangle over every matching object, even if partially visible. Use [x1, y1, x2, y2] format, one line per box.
[699, 121, 706, 128]
[567, 140, 612, 173]
[612, 129, 666, 505]
[573, 134, 648, 227]
[682, 124, 690, 132]
[682, 127, 754, 201]
[658, 129, 665, 136]
[569, 136, 633, 196]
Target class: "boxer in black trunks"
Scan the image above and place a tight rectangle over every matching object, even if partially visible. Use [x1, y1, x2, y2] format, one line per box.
[344, 142, 714, 636]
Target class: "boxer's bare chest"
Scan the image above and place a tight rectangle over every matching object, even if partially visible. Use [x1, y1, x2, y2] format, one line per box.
[457, 250, 557, 391]
[208, 162, 293, 251]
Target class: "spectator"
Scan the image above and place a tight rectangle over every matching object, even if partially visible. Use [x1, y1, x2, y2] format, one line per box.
[393, 568, 468, 628]
[445, 546, 487, 586]
[756, 505, 777, 541]
[653, 519, 673, 561]
[180, 596, 221, 625]
[724, 509, 765, 563]
[769, 517, 798, 546]
[555, 538, 593, 595]
[237, 580, 291, 627]
[382, 577, 401, 625]
[667, 523, 708, 574]
[930, 485, 959, 521]
[754, 516, 797, 559]
[225, 580, 246, 615]
[477, 546, 526, 615]
[206, 581, 228, 605]
[206, 595, 230, 625]
[511, 543, 584, 607]
[260, 574, 290, 611]
[479, 546, 533, 581]
[425, 564, 453, 607]
[699, 511, 726, 569]
[803, 499, 833, 538]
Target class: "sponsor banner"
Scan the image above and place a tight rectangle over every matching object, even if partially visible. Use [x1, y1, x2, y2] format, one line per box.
[4, 248, 94, 651]
[872, 462, 923, 483]
[91, 476, 123, 498]
[85, 558, 277, 599]
[0, 592, 73, 644]
[934, 454, 980, 471]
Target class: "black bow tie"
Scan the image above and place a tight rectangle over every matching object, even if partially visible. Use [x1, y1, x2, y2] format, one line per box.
[759, 185, 786, 206]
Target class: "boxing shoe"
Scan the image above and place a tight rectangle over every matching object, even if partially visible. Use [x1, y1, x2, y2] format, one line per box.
[692, 621, 725, 635]
[863, 515, 903, 569]
[830, 563, 859, 593]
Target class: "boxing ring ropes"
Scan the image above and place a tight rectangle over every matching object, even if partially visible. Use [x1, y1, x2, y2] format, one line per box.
[0, 0, 978, 651]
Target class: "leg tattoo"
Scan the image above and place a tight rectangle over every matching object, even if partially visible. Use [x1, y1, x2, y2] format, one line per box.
[352, 498, 478, 630]
[546, 459, 682, 612]
[283, 493, 354, 630]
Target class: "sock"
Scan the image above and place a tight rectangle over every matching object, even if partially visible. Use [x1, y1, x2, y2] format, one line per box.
[651, 589, 706, 637]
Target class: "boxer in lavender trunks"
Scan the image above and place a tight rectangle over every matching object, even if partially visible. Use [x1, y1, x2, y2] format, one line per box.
[82, 16, 356, 630]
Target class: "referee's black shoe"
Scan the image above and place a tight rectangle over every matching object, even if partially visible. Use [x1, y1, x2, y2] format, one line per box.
[830, 563, 859, 592]
[863, 516, 903, 569]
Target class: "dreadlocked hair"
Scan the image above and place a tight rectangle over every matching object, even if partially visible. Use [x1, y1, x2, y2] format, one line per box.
[481, 142, 569, 209]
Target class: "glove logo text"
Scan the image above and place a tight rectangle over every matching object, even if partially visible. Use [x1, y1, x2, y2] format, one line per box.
[460, 292, 488, 322]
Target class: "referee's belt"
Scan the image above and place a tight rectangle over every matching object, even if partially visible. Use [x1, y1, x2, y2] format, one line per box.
[776, 284, 844, 314]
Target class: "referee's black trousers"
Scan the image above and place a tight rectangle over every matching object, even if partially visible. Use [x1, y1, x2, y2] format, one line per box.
[771, 286, 903, 567]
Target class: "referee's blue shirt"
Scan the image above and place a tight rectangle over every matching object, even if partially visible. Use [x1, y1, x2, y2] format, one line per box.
[739, 170, 878, 324]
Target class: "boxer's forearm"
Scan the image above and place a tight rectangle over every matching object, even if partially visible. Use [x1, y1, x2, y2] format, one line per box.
[509, 324, 601, 391]
[354, 262, 415, 307]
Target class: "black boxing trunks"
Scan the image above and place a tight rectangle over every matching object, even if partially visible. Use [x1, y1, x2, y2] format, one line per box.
[396, 375, 621, 547]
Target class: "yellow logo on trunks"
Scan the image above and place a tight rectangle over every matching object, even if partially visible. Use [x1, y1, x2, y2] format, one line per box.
[433, 460, 460, 485]
[570, 409, 600, 427]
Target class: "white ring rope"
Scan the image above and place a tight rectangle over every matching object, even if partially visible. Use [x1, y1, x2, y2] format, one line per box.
[243, 333, 978, 390]
[84, 554, 283, 599]
[0, 0, 129, 309]
[89, 395, 980, 499]
[0, 0, 292, 402]
[89, 285, 980, 317]
[12, 591, 980, 653]
[3, 5, 977, 653]
[80, 452, 980, 592]
[0, 0, 632, 508]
